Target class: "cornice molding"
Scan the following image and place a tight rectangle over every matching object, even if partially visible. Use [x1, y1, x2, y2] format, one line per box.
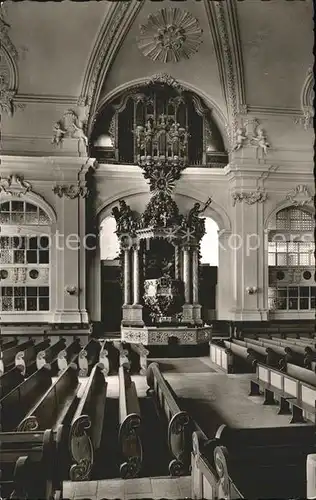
[15, 94, 79, 105]
[78, 1, 144, 133]
[247, 106, 302, 117]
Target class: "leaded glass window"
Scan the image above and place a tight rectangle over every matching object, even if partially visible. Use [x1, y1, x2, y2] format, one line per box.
[0, 200, 50, 225]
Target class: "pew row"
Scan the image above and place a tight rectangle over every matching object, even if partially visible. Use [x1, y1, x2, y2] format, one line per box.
[69, 363, 107, 481]
[0, 364, 52, 431]
[15, 338, 51, 376]
[98, 340, 110, 376]
[57, 338, 82, 374]
[250, 362, 316, 423]
[146, 362, 193, 476]
[118, 366, 143, 479]
[0, 365, 25, 400]
[114, 341, 131, 371]
[78, 339, 101, 377]
[0, 428, 62, 500]
[191, 430, 243, 500]
[17, 362, 80, 433]
[210, 342, 233, 373]
[0, 339, 34, 376]
[194, 424, 315, 499]
[130, 343, 149, 375]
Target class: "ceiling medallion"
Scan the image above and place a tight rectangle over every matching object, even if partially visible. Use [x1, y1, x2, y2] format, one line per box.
[137, 8, 203, 63]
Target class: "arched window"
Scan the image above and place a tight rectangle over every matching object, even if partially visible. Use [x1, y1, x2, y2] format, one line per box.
[0, 200, 51, 313]
[268, 207, 315, 312]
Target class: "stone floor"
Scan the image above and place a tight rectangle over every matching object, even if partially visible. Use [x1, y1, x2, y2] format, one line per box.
[63, 476, 191, 500]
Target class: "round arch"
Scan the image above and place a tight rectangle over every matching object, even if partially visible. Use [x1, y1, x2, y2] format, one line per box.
[264, 200, 314, 230]
[93, 76, 229, 150]
[0, 191, 57, 225]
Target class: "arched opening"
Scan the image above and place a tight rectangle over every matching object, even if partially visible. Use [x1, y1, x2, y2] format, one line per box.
[267, 206, 315, 315]
[99, 215, 122, 332]
[90, 78, 228, 168]
[0, 198, 52, 315]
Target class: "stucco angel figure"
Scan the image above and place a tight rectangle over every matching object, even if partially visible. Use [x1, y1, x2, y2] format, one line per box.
[252, 127, 270, 155]
[232, 127, 247, 151]
[72, 121, 88, 154]
[52, 122, 67, 146]
[187, 197, 212, 227]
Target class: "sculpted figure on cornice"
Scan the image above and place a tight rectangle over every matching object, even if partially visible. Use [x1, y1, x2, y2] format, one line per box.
[112, 200, 137, 236]
[52, 109, 88, 155]
[231, 119, 270, 157]
[0, 175, 32, 197]
[285, 185, 313, 207]
[232, 188, 267, 207]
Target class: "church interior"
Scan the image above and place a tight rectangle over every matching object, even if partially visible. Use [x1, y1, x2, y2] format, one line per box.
[0, 1, 315, 499]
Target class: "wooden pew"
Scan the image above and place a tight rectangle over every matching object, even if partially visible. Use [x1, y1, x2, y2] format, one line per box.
[286, 362, 316, 387]
[191, 430, 243, 500]
[69, 363, 107, 481]
[98, 340, 110, 376]
[36, 338, 66, 371]
[146, 362, 193, 476]
[0, 364, 52, 431]
[239, 338, 288, 368]
[222, 340, 259, 372]
[199, 423, 316, 499]
[249, 362, 316, 424]
[0, 337, 17, 351]
[15, 338, 51, 376]
[118, 366, 143, 478]
[0, 428, 62, 500]
[114, 341, 131, 371]
[78, 339, 101, 376]
[259, 337, 312, 367]
[210, 342, 234, 373]
[57, 338, 81, 374]
[0, 339, 34, 375]
[130, 343, 149, 375]
[104, 341, 120, 374]
[0, 365, 25, 400]
[17, 362, 80, 433]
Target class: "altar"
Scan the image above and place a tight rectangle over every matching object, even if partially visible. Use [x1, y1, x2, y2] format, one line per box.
[111, 81, 213, 345]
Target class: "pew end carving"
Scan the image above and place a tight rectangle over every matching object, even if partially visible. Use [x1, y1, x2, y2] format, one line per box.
[168, 411, 192, 476]
[69, 414, 93, 481]
[118, 412, 143, 479]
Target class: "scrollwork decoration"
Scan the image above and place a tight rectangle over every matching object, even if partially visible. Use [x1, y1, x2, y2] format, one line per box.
[17, 415, 39, 432]
[52, 182, 89, 199]
[214, 445, 230, 500]
[69, 415, 93, 481]
[232, 188, 267, 207]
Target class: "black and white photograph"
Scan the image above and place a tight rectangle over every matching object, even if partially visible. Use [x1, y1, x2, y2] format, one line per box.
[0, 0, 315, 499]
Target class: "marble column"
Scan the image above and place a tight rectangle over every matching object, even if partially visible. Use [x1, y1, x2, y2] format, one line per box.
[192, 247, 199, 304]
[123, 248, 131, 306]
[133, 245, 140, 305]
[183, 246, 191, 304]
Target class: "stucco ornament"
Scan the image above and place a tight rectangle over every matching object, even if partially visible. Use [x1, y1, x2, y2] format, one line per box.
[52, 182, 89, 199]
[0, 175, 32, 197]
[232, 188, 267, 207]
[52, 109, 88, 155]
[137, 8, 203, 63]
[0, 19, 23, 116]
[285, 185, 313, 207]
[251, 126, 270, 156]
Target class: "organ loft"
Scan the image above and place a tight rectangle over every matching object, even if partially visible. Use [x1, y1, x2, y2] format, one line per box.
[0, 1, 314, 500]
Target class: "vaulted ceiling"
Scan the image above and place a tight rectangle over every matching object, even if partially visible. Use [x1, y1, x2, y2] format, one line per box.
[1, 0, 313, 154]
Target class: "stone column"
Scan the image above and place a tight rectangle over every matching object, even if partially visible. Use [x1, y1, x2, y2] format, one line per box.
[133, 245, 140, 305]
[183, 246, 191, 304]
[182, 246, 194, 323]
[174, 244, 180, 280]
[192, 247, 199, 304]
[123, 248, 131, 306]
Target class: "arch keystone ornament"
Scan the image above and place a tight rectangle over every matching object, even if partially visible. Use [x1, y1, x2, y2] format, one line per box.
[0, 175, 32, 197]
[137, 8, 203, 63]
[285, 185, 313, 207]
